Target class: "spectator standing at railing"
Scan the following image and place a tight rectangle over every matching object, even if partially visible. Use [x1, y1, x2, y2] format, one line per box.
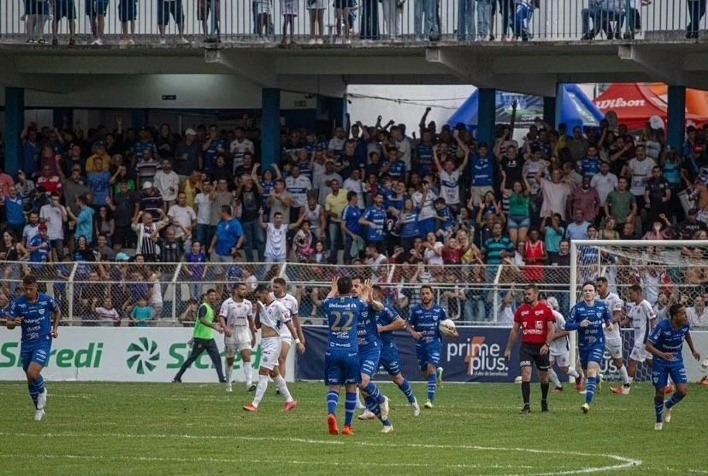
[457, 0, 476, 40]
[476, 0, 494, 40]
[306, 0, 326, 43]
[687, 0, 707, 39]
[118, 0, 138, 45]
[414, 0, 440, 40]
[25, 0, 48, 44]
[86, 0, 108, 45]
[50, 0, 77, 46]
[157, 0, 189, 45]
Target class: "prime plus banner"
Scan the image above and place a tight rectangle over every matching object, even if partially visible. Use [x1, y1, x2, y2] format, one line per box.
[0, 327, 294, 383]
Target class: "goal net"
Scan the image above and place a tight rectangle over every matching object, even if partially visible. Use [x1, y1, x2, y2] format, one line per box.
[569, 240, 708, 382]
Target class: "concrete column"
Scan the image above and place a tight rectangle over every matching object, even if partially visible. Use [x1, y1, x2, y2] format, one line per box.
[4, 87, 25, 175]
[667, 85, 686, 152]
[261, 88, 281, 171]
[543, 86, 558, 130]
[476, 88, 496, 148]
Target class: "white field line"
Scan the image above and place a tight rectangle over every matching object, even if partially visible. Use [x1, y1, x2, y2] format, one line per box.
[0, 431, 642, 475]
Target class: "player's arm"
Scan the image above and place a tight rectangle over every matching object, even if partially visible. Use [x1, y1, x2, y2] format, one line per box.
[504, 322, 521, 359]
[247, 315, 257, 348]
[603, 307, 613, 331]
[685, 331, 701, 361]
[563, 307, 582, 331]
[51, 308, 61, 339]
[379, 315, 405, 333]
[5, 316, 23, 330]
[198, 305, 222, 333]
[541, 320, 555, 355]
[405, 312, 422, 341]
[285, 315, 305, 354]
[645, 339, 673, 362]
[218, 313, 231, 337]
[291, 313, 306, 346]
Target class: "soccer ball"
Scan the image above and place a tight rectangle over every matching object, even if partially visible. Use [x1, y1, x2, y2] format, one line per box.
[439, 319, 457, 337]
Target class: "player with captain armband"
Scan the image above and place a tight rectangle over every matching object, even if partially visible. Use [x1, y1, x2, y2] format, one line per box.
[645, 303, 701, 431]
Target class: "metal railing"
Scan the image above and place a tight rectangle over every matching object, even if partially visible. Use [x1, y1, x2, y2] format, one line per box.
[1, 0, 704, 45]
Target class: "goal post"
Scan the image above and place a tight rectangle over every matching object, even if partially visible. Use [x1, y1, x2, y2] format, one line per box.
[568, 239, 708, 383]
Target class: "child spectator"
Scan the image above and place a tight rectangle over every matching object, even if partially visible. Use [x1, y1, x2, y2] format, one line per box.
[130, 296, 155, 327]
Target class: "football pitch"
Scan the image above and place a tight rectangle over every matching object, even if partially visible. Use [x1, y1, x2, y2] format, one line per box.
[0, 381, 706, 475]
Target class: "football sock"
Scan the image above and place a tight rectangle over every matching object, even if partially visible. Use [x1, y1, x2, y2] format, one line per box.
[665, 391, 684, 409]
[654, 396, 664, 423]
[28, 381, 39, 409]
[244, 361, 253, 385]
[364, 382, 385, 404]
[35, 375, 45, 395]
[225, 367, 233, 385]
[274, 375, 293, 402]
[567, 367, 580, 379]
[427, 373, 437, 402]
[585, 376, 597, 405]
[327, 390, 340, 415]
[619, 365, 630, 385]
[548, 369, 561, 388]
[344, 392, 357, 426]
[541, 382, 549, 401]
[398, 379, 416, 404]
[253, 374, 269, 406]
[521, 381, 530, 405]
[626, 376, 634, 386]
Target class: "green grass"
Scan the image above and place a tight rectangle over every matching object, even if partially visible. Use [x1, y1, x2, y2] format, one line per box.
[0, 381, 706, 475]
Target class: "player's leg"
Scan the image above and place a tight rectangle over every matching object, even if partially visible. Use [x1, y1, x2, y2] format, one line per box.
[651, 363, 668, 430]
[518, 344, 534, 413]
[277, 338, 291, 381]
[608, 339, 630, 394]
[271, 365, 297, 411]
[386, 347, 418, 410]
[23, 344, 50, 420]
[325, 351, 343, 434]
[358, 351, 391, 426]
[204, 339, 226, 383]
[424, 343, 441, 407]
[224, 341, 235, 392]
[581, 349, 603, 413]
[241, 348, 255, 391]
[536, 352, 551, 412]
[245, 338, 278, 410]
[663, 364, 689, 424]
[342, 356, 361, 434]
[548, 355, 563, 391]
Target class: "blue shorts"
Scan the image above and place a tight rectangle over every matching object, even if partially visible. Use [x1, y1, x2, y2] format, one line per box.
[358, 347, 381, 378]
[118, 0, 137, 22]
[651, 361, 687, 389]
[157, 0, 184, 26]
[507, 215, 530, 231]
[416, 341, 441, 372]
[85, 0, 109, 16]
[54, 0, 77, 19]
[28, 0, 50, 15]
[325, 350, 361, 386]
[579, 346, 604, 369]
[379, 345, 402, 376]
[21, 341, 52, 372]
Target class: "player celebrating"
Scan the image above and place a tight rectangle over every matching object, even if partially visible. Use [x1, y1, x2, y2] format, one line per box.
[272, 277, 306, 386]
[351, 277, 393, 433]
[406, 285, 457, 409]
[565, 282, 613, 414]
[218, 283, 257, 393]
[323, 276, 370, 435]
[544, 296, 583, 393]
[504, 284, 555, 414]
[595, 277, 631, 395]
[6, 274, 60, 421]
[359, 285, 420, 418]
[243, 284, 304, 412]
[646, 304, 701, 430]
[622, 284, 658, 394]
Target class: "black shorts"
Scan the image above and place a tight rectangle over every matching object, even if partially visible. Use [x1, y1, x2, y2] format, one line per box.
[519, 343, 550, 371]
[157, 0, 184, 26]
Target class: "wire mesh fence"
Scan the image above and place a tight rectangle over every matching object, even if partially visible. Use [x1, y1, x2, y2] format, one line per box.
[0, 0, 704, 44]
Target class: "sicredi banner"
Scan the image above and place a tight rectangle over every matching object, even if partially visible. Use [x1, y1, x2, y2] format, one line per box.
[0, 328, 295, 382]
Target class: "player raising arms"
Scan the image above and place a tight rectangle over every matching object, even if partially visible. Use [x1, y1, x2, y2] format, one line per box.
[351, 276, 393, 433]
[646, 304, 701, 431]
[272, 278, 306, 387]
[407, 284, 457, 409]
[360, 284, 420, 418]
[544, 296, 583, 393]
[218, 283, 258, 393]
[6, 274, 61, 421]
[323, 276, 370, 435]
[243, 284, 304, 412]
[595, 277, 632, 395]
[504, 284, 555, 414]
[622, 284, 658, 394]
[565, 282, 613, 414]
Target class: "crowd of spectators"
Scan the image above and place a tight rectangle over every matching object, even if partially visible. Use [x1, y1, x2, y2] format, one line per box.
[1, 103, 708, 327]
[16, 0, 706, 45]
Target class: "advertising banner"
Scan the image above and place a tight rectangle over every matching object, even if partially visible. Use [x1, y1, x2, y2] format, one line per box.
[299, 327, 708, 383]
[0, 328, 294, 383]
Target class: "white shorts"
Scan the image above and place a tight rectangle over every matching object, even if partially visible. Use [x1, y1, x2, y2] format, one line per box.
[605, 338, 623, 360]
[224, 327, 252, 357]
[260, 337, 282, 370]
[280, 334, 292, 349]
[550, 352, 570, 369]
[630, 342, 648, 362]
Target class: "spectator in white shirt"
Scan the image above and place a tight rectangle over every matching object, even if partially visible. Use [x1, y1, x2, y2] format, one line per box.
[230, 127, 254, 173]
[153, 160, 180, 208]
[167, 192, 197, 252]
[687, 296, 708, 329]
[39, 192, 68, 261]
[343, 168, 365, 210]
[590, 161, 619, 205]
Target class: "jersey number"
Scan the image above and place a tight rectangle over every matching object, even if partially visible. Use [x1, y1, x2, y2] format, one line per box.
[331, 311, 354, 332]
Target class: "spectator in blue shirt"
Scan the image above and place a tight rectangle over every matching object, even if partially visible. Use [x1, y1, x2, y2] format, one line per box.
[210, 205, 244, 262]
[565, 209, 591, 241]
[359, 192, 387, 245]
[341, 191, 363, 264]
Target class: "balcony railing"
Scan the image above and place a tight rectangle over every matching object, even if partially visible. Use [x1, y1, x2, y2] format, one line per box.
[0, 0, 704, 46]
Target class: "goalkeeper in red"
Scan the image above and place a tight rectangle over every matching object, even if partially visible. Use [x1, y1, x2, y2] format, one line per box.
[646, 303, 701, 431]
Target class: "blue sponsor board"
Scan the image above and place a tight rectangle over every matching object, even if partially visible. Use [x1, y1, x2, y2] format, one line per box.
[298, 327, 649, 383]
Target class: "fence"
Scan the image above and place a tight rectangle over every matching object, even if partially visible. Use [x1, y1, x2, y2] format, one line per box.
[3, 258, 708, 328]
[1, 0, 704, 44]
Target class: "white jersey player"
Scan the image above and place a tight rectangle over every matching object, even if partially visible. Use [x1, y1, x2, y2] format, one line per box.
[595, 277, 632, 395]
[545, 296, 582, 392]
[218, 283, 256, 392]
[243, 284, 304, 413]
[271, 277, 305, 383]
[621, 284, 657, 392]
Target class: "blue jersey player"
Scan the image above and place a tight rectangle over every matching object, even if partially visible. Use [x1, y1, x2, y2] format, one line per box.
[565, 282, 613, 414]
[351, 277, 393, 433]
[646, 304, 701, 431]
[323, 276, 368, 436]
[406, 285, 454, 409]
[369, 285, 419, 416]
[6, 274, 61, 421]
